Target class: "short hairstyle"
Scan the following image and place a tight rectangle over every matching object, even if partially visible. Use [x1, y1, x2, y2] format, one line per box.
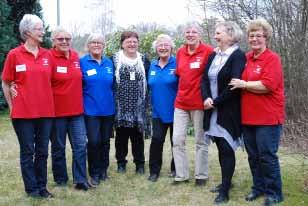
[120, 31, 139, 47]
[85, 33, 105, 51]
[183, 21, 203, 34]
[215, 21, 243, 44]
[247, 18, 273, 43]
[19, 14, 43, 41]
[51, 26, 72, 40]
[152, 34, 175, 51]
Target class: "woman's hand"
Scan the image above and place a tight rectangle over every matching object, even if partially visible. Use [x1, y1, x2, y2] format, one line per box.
[10, 82, 18, 98]
[229, 78, 246, 90]
[203, 97, 214, 110]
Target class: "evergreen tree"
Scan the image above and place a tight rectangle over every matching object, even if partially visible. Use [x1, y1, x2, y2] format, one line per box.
[0, 0, 18, 110]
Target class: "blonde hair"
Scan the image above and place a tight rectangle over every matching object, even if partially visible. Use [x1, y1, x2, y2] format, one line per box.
[247, 18, 273, 43]
[215, 21, 243, 44]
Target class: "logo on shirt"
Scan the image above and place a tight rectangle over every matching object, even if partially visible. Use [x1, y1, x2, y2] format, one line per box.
[42, 58, 49, 66]
[106, 67, 113, 74]
[169, 69, 175, 75]
[73, 61, 80, 68]
[253, 65, 262, 74]
[150, 71, 156, 76]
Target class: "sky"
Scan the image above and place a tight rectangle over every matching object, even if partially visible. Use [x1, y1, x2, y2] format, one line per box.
[40, 0, 204, 34]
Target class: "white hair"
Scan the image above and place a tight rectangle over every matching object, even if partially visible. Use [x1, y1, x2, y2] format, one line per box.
[19, 14, 43, 41]
[151, 34, 175, 51]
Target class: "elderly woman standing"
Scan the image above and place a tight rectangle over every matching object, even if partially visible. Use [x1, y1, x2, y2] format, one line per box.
[80, 33, 114, 186]
[147, 34, 178, 182]
[113, 31, 150, 174]
[229, 19, 285, 206]
[1, 14, 54, 198]
[201, 21, 246, 204]
[172, 22, 213, 185]
[49, 27, 89, 191]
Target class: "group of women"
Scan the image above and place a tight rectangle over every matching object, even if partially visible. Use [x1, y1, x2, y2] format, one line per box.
[1, 13, 284, 206]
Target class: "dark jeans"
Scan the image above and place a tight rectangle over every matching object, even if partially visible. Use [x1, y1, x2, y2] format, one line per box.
[214, 137, 235, 194]
[12, 118, 52, 194]
[149, 118, 175, 175]
[243, 125, 283, 201]
[85, 115, 114, 179]
[50, 115, 87, 184]
[115, 126, 144, 167]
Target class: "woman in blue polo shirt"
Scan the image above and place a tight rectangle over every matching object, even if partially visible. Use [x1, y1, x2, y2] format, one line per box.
[80, 33, 115, 186]
[147, 34, 178, 182]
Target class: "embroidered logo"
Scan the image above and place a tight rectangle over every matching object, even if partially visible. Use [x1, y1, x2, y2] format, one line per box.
[253, 65, 262, 74]
[42, 58, 49, 66]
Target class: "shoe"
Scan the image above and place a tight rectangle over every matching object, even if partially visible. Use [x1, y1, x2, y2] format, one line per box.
[89, 178, 100, 187]
[263, 196, 283, 206]
[168, 171, 176, 178]
[100, 171, 109, 181]
[148, 174, 159, 182]
[75, 182, 90, 191]
[117, 165, 126, 173]
[27, 191, 41, 198]
[195, 179, 207, 186]
[172, 179, 189, 185]
[210, 183, 234, 193]
[245, 191, 263, 201]
[136, 167, 145, 175]
[39, 189, 54, 198]
[214, 192, 229, 204]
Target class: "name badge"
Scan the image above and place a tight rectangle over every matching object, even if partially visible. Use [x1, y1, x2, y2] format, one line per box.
[190, 62, 200, 69]
[169, 69, 175, 75]
[16, 64, 26, 72]
[87, 69, 97, 76]
[150, 71, 156, 75]
[130, 72, 135, 81]
[57, 66, 67, 73]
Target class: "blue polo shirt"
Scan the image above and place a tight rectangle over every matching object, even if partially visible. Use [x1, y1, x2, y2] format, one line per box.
[148, 56, 178, 123]
[80, 54, 115, 116]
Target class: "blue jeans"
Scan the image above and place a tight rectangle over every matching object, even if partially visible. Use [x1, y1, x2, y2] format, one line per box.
[50, 115, 87, 184]
[12, 118, 52, 194]
[243, 125, 283, 201]
[85, 115, 114, 179]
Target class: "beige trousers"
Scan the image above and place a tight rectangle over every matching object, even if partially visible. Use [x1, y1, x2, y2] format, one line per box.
[172, 108, 209, 181]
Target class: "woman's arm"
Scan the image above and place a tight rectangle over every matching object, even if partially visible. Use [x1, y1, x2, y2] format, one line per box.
[2, 81, 12, 112]
[229, 79, 270, 93]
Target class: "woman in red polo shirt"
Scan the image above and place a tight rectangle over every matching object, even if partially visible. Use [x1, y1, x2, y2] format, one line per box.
[229, 19, 285, 206]
[49, 27, 89, 191]
[1, 14, 54, 198]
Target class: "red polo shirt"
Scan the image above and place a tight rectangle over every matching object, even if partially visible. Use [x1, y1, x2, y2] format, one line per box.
[175, 42, 213, 110]
[50, 48, 83, 117]
[1, 45, 55, 118]
[241, 49, 285, 125]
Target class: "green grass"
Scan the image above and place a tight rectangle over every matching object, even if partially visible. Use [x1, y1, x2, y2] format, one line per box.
[0, 110, 307, 206]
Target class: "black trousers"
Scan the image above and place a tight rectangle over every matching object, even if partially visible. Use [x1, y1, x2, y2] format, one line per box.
[214, 137, 235, 194]
[149, 118, 175, 175]
[115, 126, 145, 167]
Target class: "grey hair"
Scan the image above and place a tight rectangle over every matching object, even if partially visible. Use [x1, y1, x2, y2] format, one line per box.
[247, 18, 273, 44]
[19, 14, 43, 41]
[216, 21, 243, 44]
[183, 21, 203, 34]
[151, 34, 175, 51]
[51, 26, 72, 47]
[84, 33, 105, 51]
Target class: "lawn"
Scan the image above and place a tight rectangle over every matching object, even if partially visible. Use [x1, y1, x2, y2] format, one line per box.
[0, 110, 307, 206]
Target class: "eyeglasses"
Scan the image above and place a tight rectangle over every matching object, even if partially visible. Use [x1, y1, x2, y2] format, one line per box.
[124, 40, 138, 45]
[248, 34, 265, 39]
[55, 37, 72, 42]
[157, 43, 171, 48]
[89, 41, 104, 45]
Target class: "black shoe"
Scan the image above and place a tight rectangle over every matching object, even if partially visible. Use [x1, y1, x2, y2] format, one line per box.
[117, 165, 126, 173]
[172, 179, 189, 185]
[39, 189, 54, 198]
[27, 191, 41, 198]
[136, 167, 145, 175]
[263, 196, 283, 206]
[195, 179, 207, 186]
[168, 171, 176, 178]
[89, 178, 100, 187]
[245, 191, 263, 201]
[148, 174, 159, 182]
[210, 183, 234, 193]
[214, 192, 229, 204]
[100, 171, 109, 181]
[75, 182, 90, 191]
